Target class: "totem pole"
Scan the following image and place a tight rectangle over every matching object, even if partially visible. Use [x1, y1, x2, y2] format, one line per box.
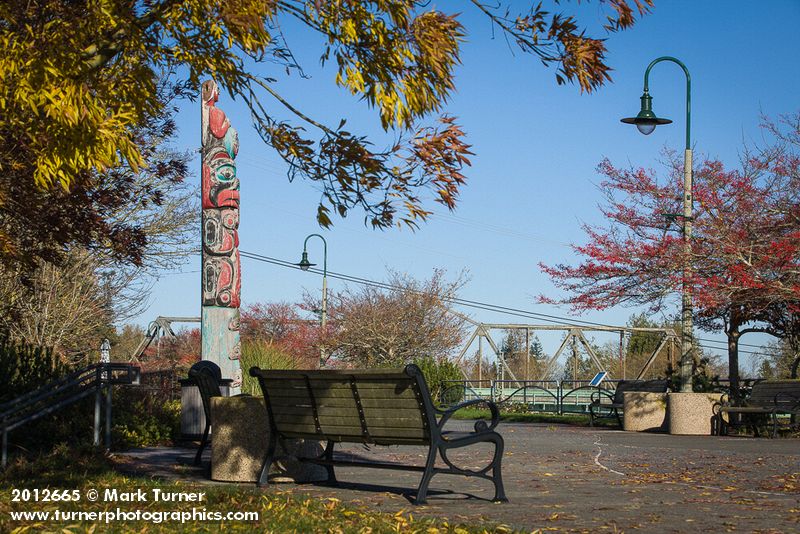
[200, 80, 242, 391]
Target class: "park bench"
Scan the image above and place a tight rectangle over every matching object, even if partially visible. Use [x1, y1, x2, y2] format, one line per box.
[589, 379, 670, 427]
[714, 379, 800, 438]
[249, 364, 507, 504]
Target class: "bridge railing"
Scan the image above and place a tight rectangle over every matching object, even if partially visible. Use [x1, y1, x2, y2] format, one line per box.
[439, 378, 661, 415]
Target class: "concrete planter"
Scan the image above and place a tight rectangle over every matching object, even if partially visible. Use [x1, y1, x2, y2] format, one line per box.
[623, 392, 668, 432]
[209, 396, 327, 483]
[668, 392, 725, 435]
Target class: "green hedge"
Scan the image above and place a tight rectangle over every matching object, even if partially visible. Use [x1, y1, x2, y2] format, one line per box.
[0, 336, 68, 403]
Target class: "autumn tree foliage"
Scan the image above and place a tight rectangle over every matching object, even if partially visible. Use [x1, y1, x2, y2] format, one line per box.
[0, 251, 112, 364]
[321, 270, 468, 368]
[541, 113, 800, 393]
[0, 84, 195, 361]
[1, 0, 651, 273]
[0, 75, 192, 275]
[138, 328, 201, 373]
[240, 302, 320, 368]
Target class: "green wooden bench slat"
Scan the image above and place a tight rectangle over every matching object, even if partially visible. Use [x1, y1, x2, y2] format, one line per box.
[273, 413, 425, 430]
[266, 389, 420, 403]
[273, 415, 424, 429]
[276, 422, 427, 438]
[273, 414, 360, 425]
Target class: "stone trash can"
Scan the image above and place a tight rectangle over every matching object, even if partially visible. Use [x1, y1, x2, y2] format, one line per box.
[210, 396, 327, 483]
[668, 392, 726, 435]
[623, 392, 668, 432]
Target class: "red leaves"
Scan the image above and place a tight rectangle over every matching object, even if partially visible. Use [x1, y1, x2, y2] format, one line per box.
[241, 302, 321, 368]
[541, 114, 800, 322]
[405, 115, 472, 214]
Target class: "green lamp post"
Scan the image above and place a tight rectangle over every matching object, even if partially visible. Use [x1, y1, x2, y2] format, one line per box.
[622, 56, 694, 393]
[297, 234, 328, 367]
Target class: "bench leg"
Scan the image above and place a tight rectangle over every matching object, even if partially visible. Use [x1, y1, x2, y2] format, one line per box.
[194, 423, 210, 466]
[324, 440, 337, 483]
[257, 432, 278, 487]
[488, 433, 508, 502]
[772, 412, 778, 439]
[415, 445, 438, 505]
[750, 415, 761, 437]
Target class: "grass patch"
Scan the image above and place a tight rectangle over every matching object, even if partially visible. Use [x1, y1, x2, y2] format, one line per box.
[1, 446, 514, 533]
[451, 408, 618, 427]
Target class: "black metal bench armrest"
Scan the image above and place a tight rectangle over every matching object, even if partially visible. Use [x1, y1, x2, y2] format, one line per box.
[590, 389, 614, 405]
[435, 399, 501, 433]
[711, 393, 730, 415]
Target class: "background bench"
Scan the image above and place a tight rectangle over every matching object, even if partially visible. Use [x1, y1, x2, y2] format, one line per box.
[589, 379, 670, 427]
[249, 364, 507, 504]
[715, 380, 800, 437]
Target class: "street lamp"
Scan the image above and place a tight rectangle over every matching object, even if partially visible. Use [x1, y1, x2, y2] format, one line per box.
[621, 56, 694, 393]
[100, 338, 111, 364]
[297, 234, 327, 367]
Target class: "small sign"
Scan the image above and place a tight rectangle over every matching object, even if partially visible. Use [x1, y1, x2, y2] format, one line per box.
[589, 371, 608, 387]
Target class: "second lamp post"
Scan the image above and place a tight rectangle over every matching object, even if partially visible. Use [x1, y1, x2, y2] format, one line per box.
[621, 56, 694, 393]
[297, 234, 327, 367]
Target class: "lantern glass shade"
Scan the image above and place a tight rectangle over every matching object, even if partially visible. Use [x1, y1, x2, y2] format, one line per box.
[636, 122, 657, 135]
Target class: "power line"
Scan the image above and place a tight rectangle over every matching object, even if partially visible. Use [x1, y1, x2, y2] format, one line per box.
[238, 249, 782, 359]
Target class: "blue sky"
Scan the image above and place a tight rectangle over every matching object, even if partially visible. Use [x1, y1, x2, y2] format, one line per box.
[141, 0, 800, 374]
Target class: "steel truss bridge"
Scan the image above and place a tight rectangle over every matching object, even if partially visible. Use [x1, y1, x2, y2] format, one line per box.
[453, 316, 680, 383]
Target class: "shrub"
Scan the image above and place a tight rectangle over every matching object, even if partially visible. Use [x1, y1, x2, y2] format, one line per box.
[0, 335, 182, 455]
[412, 356, 464, 404]
[0, 336, 69, 403]
[112, 393, 181, 449]
[239, 339, 298, 395]
[665, 357, 723, 393]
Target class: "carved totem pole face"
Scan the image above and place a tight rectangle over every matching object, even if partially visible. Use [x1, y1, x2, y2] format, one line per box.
[202, 209, 241, 308]
[201, 81, 240, 210]
[201, 80, 241, 308]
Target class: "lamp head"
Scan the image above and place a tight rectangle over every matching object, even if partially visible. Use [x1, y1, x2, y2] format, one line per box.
[297, 251, 315, 271]
[100, 338, 111, 362]
[621, 91, 672, 135]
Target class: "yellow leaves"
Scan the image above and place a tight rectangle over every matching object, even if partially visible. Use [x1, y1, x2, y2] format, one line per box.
[0, 2, 161, 192]
[322, 2, 460, 131]
[323, 497, 340, 511]
[342, 19, 358, 43]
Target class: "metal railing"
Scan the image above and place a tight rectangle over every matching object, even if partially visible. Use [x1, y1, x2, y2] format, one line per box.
[439, 378, 682, 415]
[440, 378, 748, 416]
[0, 363, 139, 467]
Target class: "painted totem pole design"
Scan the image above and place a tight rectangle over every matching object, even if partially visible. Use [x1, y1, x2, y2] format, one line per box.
[201, 80, 242, 391]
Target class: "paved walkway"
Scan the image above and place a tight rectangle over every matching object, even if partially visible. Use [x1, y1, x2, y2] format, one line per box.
[117, 422, 800, 532]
